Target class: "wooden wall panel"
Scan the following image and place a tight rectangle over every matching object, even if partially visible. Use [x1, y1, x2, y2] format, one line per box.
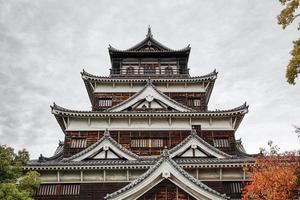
[92, 92, 207, 111]
[138, 179, 197, 200]
[63, 130, 236, 157]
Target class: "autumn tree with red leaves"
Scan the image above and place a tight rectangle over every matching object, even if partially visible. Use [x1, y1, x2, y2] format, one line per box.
[242, 142, 300, 200]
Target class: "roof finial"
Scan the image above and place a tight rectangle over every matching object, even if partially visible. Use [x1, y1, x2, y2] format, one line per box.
[146, 25, 153, 38]
[104, 128, 110, 137]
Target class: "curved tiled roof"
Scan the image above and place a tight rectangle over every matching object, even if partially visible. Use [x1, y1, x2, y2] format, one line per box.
[64, 130, 140, 161]
[51, 102, 248, 117]
[169, 129, 233, 158]
[105, 149, 229, 200]
[81, 69, 218, 82]
[37, 141, 64, 162]
[108, 27, 190, 53]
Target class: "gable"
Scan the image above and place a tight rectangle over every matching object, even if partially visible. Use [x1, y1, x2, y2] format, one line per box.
[65, 130, 140, 162]
[105, 152, 228, 200]
[107, 82, 194, 112]
[169, 130, 232, 159]
[138, 179, 197, 200]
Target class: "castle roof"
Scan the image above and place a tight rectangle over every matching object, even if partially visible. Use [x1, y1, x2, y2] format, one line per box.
[108, 26, 191, 54]
[169, 129, 233, 159]
[105, 149, 229, 200]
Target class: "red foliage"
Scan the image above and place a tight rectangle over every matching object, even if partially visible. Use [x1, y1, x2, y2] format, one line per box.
[242, 144, 299, 200]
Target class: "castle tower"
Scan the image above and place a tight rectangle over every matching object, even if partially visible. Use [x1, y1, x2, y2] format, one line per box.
[26, 27, 255, 200]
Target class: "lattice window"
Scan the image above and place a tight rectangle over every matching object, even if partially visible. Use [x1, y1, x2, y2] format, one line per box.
[213, 138, 230, 148]
[131, 138, 164, 148]
[165, 67, 173, 75]
[99, 99, 112, 107]
[37, 184, 80, 196]
[126, 67, 134, 74]
[193, 99, 201, 107]
[228, 182, 243, 194]
[70, 138, 87, 148]
[60, 184, 80, 195]
[143, 65, 156, 74]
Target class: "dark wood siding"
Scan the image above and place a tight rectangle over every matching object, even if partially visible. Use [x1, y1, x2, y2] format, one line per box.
[92, 92, 207, 111]
[63, 130, 236, 158]
[138, 179, 197, 200]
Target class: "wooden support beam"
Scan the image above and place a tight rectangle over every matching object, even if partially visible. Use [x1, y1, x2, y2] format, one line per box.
[169, 117, 172, 126]
[126, 170, 129, 181]
[103, 170, 106, 182]
[87, 118, 91, 126]
[219, 168, 223, 180]
[62, 117, 67, 128]
[205, 82, 210, 90]
[243, 168, 246, 180]
[89, 82, 95, 90]
[80, 170, 83, 182]
[233, 117, 237, 128]
[57, 171, 60, 182]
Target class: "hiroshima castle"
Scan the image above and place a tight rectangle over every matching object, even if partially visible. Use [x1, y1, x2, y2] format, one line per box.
[25, 27, 255, 200]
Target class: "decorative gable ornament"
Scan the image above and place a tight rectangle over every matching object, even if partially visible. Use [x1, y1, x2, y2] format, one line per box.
[107, 81, 195, 112]
[105, 149, 229, 200]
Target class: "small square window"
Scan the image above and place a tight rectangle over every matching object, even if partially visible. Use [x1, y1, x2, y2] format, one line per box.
[99, 99, 112, 107]
[193, 99, 201, 107]
[213, 138, 230, 148]
[71, 138, 87, 148]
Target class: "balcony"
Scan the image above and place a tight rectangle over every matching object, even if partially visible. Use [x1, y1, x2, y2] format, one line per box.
[110, 67, 190, 78]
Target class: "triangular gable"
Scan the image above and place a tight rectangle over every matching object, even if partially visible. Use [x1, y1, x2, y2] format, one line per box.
[169, 129, 233, 159]
[64, 130, 139, 161]
[105, 150, 228, 200]
[107, 81, 194, 112]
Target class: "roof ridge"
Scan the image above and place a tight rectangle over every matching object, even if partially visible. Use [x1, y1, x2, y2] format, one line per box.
[169, 129, 233, 159]
[82, 69, 217, 80]
[105, 149, 229, 200]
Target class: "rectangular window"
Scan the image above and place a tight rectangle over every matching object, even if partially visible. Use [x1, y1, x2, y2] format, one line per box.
[143, 65, 156, 74]
[213, 138, 230, 148]
[131, 139, 164, 148]
[193, 99, 201, 107]
[37, 184, 80, 196]
[99, 99, 112, 107]
[70, 138, 87, 148]
[228, 182, 243, 194]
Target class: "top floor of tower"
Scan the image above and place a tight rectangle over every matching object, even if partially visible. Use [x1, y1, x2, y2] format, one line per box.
[108, 26, 191, 78]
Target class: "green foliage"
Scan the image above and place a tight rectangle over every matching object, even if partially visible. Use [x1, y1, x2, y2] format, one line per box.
[277, 0, 300, 84]
[0, 145, 40, 199]
[18, 171, 41, 197]
[277, 0, 300, 29]
[0, 183, 32, 200]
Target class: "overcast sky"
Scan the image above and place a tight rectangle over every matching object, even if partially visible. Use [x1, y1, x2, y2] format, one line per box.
[0, 0, 299, 159]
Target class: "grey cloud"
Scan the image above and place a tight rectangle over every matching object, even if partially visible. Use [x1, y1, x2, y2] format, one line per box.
[0, 0, 299, 158]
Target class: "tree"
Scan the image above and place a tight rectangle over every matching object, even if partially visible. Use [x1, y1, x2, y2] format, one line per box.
[277, 0, 300, 85]
[242, 142, 300, 200]
[0, 145, 40, 200]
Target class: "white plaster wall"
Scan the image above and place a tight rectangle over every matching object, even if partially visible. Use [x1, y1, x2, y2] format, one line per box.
[66, 116, 234, 131]
[94, 82, 206, 93]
